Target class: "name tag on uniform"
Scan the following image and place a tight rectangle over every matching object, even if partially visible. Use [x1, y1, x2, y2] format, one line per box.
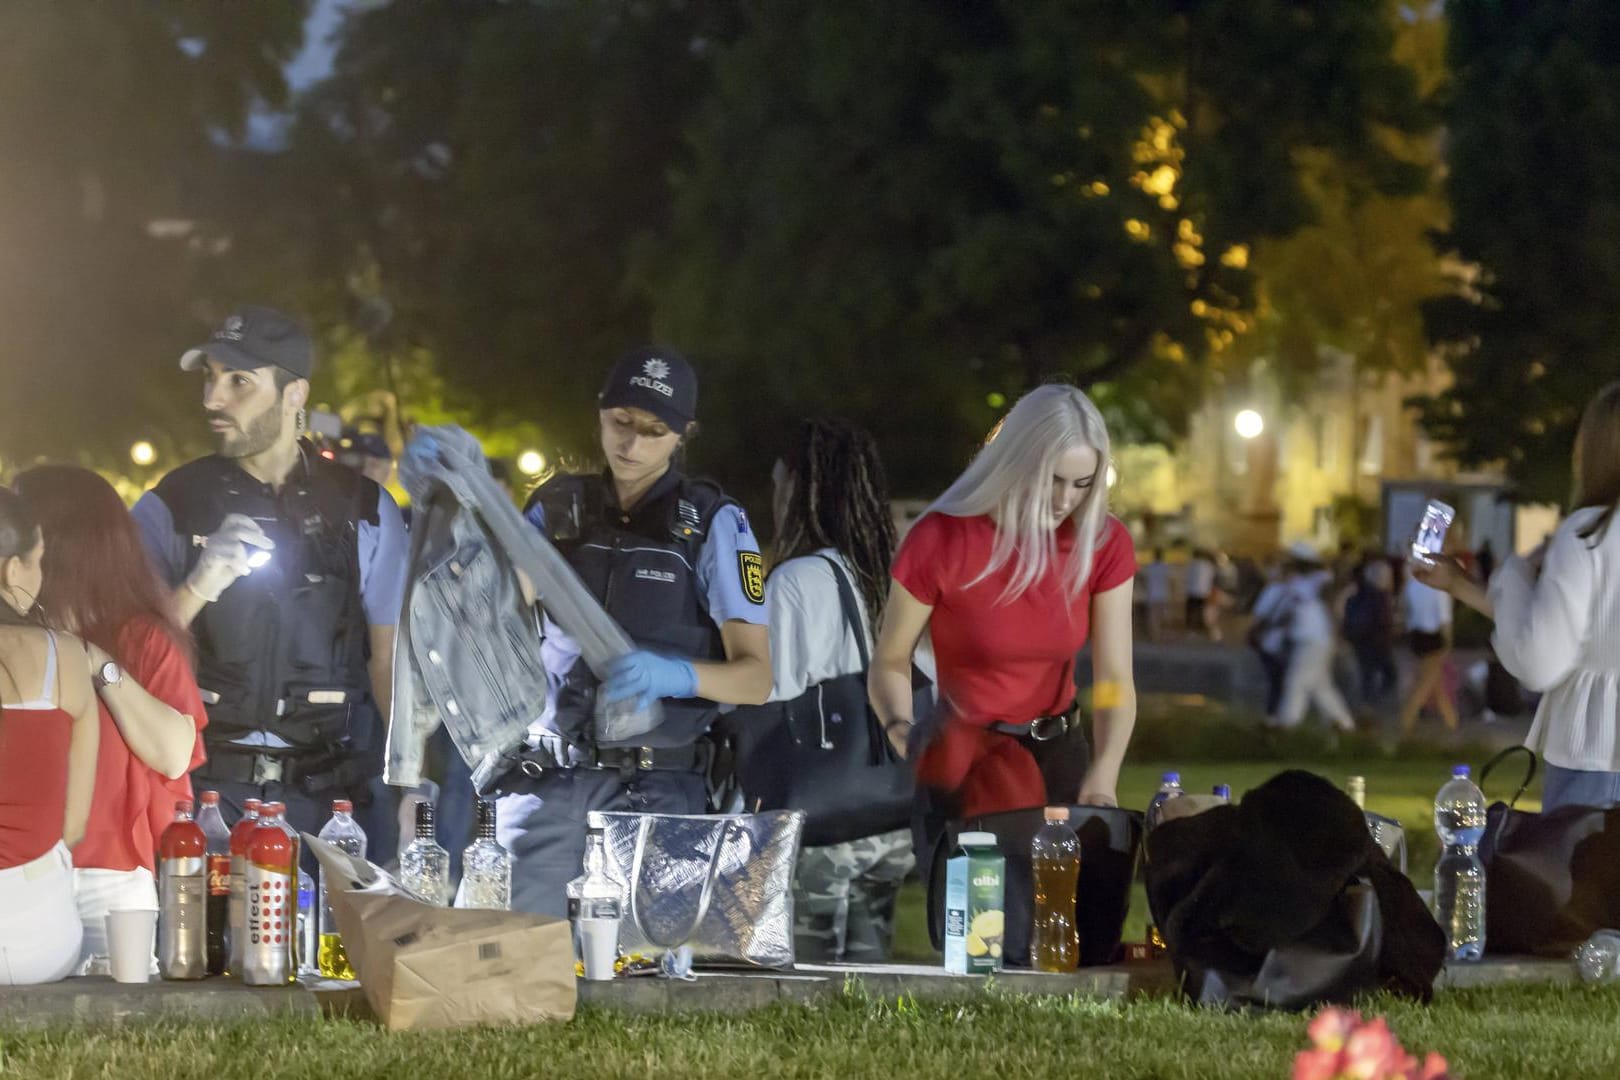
[307, 690, 348, 705]
[634, 568, 676, 584]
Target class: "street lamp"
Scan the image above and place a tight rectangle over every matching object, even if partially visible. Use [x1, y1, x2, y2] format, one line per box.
[517, 450, 546, 476]
[130, 441, 157, 467]
[1234, 409, 1264, 440]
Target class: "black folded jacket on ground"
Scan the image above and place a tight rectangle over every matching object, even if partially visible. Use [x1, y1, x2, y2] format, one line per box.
[1144, 769, 1444, 1010]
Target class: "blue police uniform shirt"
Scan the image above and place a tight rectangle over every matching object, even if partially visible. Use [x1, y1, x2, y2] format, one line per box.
[522, 494, 765, 741]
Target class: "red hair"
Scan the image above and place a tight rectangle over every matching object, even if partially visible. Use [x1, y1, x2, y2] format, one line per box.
[12, 465, 192, 665]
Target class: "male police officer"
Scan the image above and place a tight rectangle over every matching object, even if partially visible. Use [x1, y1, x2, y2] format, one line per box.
[133, 306, 409, 857]
[496, 347, 771, 916]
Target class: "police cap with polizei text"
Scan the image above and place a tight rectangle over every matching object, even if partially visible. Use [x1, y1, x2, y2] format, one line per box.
[179, 305, 315, 381]
[597, 346, 697, 431]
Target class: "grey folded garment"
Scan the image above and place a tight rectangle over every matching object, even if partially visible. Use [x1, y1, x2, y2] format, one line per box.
[399, 424, 661, 745]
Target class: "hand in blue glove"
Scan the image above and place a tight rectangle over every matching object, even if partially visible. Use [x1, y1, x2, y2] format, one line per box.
[603, 651, 697, 712]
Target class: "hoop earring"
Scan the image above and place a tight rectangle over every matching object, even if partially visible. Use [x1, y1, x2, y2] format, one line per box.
[296, 409, 308, 435]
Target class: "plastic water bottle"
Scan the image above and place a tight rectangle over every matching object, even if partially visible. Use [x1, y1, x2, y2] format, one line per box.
[1146, 772, 1184, 831]
[1212, 784, 1231, 803]
[297, 867, 317, 976]
[1029, 807, 1080, 972]
[1574, 929, 1620, 983]
[1433, 764, 1487, 962]
[316, 799, 367, 979]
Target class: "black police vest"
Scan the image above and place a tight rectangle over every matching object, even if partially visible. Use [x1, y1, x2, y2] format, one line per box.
[530, 470, 730, 749]
[152, 450, 378, 755]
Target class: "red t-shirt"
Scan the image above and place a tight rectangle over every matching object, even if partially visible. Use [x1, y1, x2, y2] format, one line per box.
[892, 512, 1136, 816]
[73, 619, 208, 873]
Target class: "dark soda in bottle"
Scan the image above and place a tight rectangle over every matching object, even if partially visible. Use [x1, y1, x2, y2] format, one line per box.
[196, 790, 232, 975]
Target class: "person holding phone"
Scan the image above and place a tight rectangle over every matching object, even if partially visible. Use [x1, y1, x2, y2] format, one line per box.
[1415, 382, 1620, 810]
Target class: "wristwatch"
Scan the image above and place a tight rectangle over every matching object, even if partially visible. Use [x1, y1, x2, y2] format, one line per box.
[93, 659, 123, 691]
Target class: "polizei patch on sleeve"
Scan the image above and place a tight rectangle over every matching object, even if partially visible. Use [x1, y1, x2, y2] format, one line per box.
[738, 551, 766, 604]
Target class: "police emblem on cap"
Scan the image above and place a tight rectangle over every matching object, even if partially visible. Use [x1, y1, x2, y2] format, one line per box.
[217, 314, 246, 342]
[643, 357, 671, 380]
[738, 551, 765, 605]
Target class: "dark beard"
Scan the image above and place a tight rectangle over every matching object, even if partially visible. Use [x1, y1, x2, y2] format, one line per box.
[214, 404, 285, 459]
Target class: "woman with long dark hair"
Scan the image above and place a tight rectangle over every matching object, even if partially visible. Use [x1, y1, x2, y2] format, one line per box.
[762, 419, 916, 963]
[14, 466, 206, 974]
[0, 486, 99, 984]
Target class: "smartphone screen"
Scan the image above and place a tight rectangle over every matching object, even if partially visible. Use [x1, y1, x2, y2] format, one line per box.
[1410, 499, 1455, 563]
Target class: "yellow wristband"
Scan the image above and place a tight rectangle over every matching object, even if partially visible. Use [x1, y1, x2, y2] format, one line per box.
[1092, 680, 1123, 710]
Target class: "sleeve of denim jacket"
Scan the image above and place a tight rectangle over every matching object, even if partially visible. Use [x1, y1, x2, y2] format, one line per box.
[383, 498, 441, 786]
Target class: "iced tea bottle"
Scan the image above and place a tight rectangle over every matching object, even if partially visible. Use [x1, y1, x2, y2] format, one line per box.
[1029, 807, 1080, 972]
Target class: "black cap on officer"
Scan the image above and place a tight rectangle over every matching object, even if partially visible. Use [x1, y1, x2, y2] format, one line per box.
[597, 346, 697, 431]
[179, 305, 315, 380]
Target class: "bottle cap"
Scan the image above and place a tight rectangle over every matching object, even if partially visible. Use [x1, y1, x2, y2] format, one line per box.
[243, 798, 262, 812]
[1452, 764, 1471, 778]
[1163, 772, 1181, 783]
[199, 790, 220, 805]
[1044, 807, 1069, 822]
[332, 799, 353, 813]
[174, 798, 194, 814]
[263, 801, 285, 815]
[958, 831, 998, 848]
[1213, 785, 1231, 799]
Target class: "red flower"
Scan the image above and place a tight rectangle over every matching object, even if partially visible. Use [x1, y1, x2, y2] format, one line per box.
[1415, 1051, 1451, 1080]
[1294, 1010, 1452, 1080]
[1307, 1008, 1361, 1054]
[1292, 1048, 1346, 1080]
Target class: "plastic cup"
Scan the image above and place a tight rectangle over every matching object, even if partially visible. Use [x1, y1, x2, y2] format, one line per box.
[579, 917, 620, 981]
[105, 908, 158, 984]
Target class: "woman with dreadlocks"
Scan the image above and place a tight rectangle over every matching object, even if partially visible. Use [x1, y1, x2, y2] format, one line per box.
[758, 419, 918, 963]
[871, 384, 1138, 828]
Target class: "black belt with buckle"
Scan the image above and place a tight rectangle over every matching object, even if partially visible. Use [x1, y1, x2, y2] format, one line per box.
[203, 747, 364, 795]
[989, 704, 1080, 743]
[517, 742, 705, 780]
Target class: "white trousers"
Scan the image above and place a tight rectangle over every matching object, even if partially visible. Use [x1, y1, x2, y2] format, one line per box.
[1278, 639, 1355, 730]
[72, 866, 159, 976]
[0, 843, 82, 985]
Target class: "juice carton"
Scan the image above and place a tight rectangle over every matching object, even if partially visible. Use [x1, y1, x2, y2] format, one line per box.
[944, 831, 1005, 975]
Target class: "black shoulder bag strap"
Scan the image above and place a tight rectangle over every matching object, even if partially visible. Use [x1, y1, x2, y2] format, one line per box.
[816, 553, 896, 766]
[1479, 744, 1538, 808]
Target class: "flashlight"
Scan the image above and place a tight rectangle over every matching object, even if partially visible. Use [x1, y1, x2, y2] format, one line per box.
[247, 549, 272, 570]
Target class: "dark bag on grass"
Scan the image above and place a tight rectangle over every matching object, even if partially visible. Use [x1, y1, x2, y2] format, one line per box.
[925, 804, 1143, 967]
[730, 555, 926, 846]
[1144, 770, 1443, 1010]
[1478, 746, 1620, 956]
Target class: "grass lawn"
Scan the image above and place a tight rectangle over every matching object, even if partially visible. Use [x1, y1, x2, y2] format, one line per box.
[2, 985, 1616, 1079]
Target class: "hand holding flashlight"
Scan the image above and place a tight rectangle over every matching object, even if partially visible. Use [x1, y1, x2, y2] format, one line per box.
[185, 513, 275, 603]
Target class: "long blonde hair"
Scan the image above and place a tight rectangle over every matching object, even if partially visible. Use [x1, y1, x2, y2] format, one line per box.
[926, 384, 1113, 603]
[1573, 380, 1620, 543]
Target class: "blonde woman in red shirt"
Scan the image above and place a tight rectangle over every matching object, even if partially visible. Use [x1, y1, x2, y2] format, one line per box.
[870, 384, 1138, 828]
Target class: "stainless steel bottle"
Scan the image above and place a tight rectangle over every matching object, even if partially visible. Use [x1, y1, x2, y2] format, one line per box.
[157, 800, 208, 980]
[241, 802, 297, 986]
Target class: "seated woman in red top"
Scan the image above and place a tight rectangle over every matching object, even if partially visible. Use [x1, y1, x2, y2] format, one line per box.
[870, 384, 1137, 822]
[15, 466, 207, 976]
[0, 487, 100, 985]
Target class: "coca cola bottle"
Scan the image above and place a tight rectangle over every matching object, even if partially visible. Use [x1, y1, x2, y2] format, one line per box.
[158, 799, 207, 980]
[196, 790, 232, 976]
[242, 802, 296, 986]
[227, 798, 262, 977]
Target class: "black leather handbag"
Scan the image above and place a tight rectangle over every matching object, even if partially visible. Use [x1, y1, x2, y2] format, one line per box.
[926, 803, 1144, 967]
[1479, 746, 1620, 956]
[731, 555, 920, 847]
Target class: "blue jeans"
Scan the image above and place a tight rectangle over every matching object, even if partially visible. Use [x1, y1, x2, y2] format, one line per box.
[1542, 763, 1620, 813]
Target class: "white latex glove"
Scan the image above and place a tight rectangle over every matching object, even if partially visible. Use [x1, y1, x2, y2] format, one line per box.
[185, 513, 274, 603]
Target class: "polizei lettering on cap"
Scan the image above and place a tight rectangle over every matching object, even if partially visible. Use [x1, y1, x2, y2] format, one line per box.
[628, 374, 675, 397]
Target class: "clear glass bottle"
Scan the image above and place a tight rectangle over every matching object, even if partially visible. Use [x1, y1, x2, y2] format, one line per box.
[458, 800, 512, 911]
[565, 828, 624, 979]
[317, 799, 367, 979]
[399, 800, 451, 906]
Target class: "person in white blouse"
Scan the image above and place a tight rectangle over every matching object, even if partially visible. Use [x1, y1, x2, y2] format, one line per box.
[762, 420, 921, 963]
[1416, 381, 1620, 811]
[1275, 541, 1356, 733]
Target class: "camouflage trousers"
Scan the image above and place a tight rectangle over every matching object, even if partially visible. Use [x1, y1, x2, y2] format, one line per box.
[793, 828, 915, 964]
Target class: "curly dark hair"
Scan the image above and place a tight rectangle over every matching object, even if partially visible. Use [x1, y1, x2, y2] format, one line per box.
[773, 419, 896, 635]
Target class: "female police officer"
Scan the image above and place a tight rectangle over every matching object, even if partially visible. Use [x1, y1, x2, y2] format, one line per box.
[497, 347, 771, 916]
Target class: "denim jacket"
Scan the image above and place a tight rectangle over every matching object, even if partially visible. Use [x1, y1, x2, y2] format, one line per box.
[385, 425, 659, 791]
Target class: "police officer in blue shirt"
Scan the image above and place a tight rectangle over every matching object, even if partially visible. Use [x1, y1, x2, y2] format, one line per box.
[132, 306, 409, 861]
[497, 347, 772, 916]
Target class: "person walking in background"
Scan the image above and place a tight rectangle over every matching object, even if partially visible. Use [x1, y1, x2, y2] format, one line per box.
[1141, 548, 1174, 642]
[1416, 380, 1620, 810]
[13, 466, 208, 976]
[756, 419, 915, 963]
[1185, 547, 1215, 637]
[1247, 557, 1293, 721]
[1343, 557, 1398, 710]
[1275, 542, 1356, 732]
[1399, 562, 1458, 735]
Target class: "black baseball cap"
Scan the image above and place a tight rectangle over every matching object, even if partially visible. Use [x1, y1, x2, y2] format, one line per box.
[597, 346, 697, 431]
[179, 305, 315, 380]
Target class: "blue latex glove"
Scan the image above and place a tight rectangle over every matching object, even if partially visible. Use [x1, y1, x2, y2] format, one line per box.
[603, 651, 698, 712]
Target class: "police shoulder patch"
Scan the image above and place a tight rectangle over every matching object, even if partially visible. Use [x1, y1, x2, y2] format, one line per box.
[738, 551, 765, 605]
